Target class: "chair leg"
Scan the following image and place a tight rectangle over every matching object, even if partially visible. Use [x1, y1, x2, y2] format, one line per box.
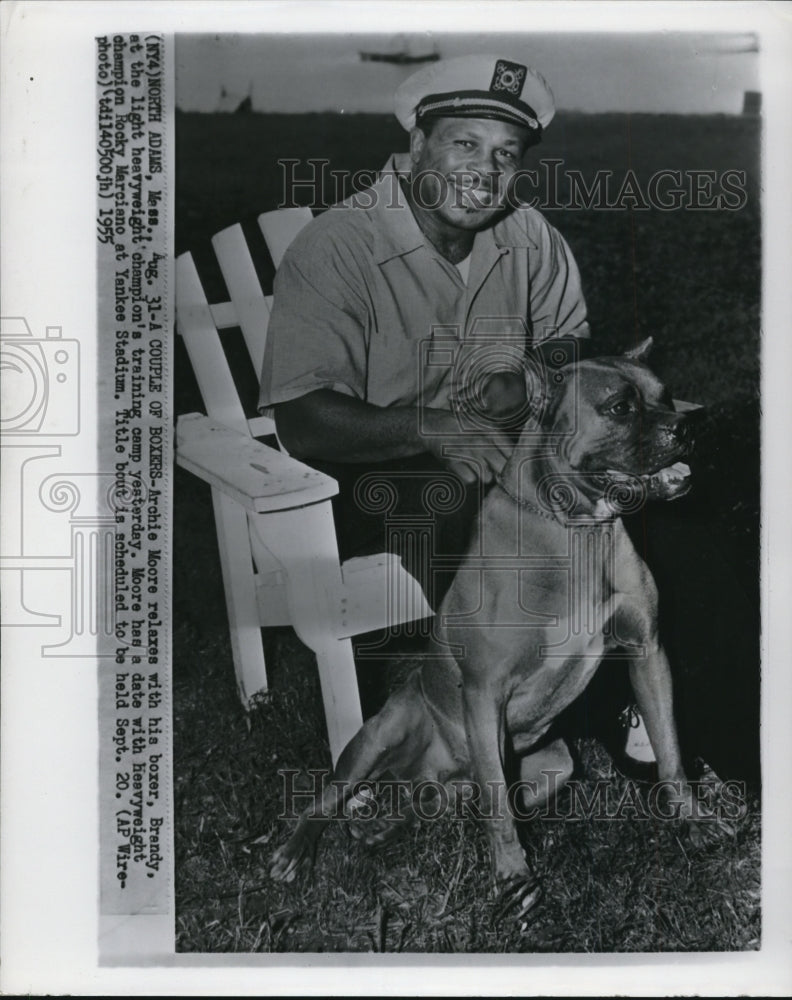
[210, 488, 268, 704]
[249, 501, 363, 764]
[311, 635, 363, 766]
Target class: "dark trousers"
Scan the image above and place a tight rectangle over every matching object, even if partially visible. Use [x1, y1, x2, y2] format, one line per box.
[624, 496, 759, 787]
[310, 452, 482, 605]
[310, 454, 760, 787]
[308, 453, 480, 714]
[568, 492, 760, 788]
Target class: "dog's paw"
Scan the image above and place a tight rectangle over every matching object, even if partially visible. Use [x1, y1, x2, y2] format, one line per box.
[680, 810, 737, 847]
[347, 784, 415, 847]
[492, 874, 543, 932]
[348, 812, 413, 847]
[676, 783, 737, 847]
[268, 834, 314, 883]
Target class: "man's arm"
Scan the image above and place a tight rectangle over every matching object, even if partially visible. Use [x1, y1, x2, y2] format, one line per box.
[529, 214, 590, 344]
[275, 389, 514, 485]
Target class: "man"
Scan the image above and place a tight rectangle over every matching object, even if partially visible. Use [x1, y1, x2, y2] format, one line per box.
[259, 55, 590, 618]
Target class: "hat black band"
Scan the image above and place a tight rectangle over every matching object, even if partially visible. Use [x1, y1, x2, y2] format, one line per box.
[416, 89, 541, 131]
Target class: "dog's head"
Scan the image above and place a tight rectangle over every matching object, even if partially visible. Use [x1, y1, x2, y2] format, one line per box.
[518, 337, 697, 508]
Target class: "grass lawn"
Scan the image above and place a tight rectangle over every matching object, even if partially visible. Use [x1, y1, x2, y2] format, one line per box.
[173, 110, 761, 952]
[173, 626, 760, 953]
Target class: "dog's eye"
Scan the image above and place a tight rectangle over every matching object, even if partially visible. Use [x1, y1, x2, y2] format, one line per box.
[608, 399, 636, 417]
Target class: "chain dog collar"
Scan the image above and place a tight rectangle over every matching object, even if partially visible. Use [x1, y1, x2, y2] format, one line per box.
[493, 471, 616, 526]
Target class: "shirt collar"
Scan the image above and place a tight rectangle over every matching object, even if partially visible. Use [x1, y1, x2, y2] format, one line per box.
[350, 152, 538, 264]
[363, 154, 428, 264]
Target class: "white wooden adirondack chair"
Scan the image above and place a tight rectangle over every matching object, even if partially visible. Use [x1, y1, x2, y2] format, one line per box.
[175, 209, 433, 763]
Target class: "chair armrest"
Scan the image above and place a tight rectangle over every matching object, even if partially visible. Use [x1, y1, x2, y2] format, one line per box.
[176, 413, 338, 512]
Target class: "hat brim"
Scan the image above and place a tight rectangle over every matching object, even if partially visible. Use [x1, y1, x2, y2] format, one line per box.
[416, 91, 542, 135]
[419, 106, 543, 138]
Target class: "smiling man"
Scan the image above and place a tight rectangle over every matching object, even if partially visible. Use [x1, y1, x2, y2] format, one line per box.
[406, 115, 528, 245]
[258, 55, 591, 649]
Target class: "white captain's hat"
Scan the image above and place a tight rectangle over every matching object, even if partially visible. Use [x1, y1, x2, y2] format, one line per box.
[394, 54, 555, 137]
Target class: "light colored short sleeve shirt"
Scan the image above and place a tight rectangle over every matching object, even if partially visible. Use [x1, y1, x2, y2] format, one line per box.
[259, 154, 590, 412]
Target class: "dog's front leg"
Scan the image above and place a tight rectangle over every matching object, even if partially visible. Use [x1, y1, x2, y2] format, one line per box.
[629, 643, 727, 840]
[461, 683, 541, 923]
[627, 627, 736, 844]
[628, 643, 685, 785]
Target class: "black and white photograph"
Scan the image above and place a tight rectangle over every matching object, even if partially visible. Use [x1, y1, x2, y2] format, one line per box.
[173, 29, 762, 954]
[2, 2, 792, 994]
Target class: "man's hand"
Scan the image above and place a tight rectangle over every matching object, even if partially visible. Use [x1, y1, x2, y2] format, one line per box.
[421, 408, 514, 485]
[480, 371, 528, 421]
[450, 370, 528, 425]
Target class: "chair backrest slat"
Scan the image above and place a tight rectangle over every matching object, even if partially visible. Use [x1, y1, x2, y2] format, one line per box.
[212, 224, 271, 378]
[258, 207, 313, 269]
[176, 253, 248, 434]
[248, 413, 277, 437]
[178, 209, 315, 442]
[210, 301, 238, 330]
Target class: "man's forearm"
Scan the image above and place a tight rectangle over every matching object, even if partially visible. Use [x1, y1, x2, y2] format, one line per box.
[274, 389, 430, 463]
[275, 387, 518, 484]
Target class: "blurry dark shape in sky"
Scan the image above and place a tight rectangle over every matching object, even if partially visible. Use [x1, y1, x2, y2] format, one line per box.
[176, 32, 760, 115]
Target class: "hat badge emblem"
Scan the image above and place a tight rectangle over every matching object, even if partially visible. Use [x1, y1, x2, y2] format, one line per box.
[490, 59, 527, 96]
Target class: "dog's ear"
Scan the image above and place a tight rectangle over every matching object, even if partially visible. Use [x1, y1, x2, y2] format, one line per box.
[532, 336, 591, 370]
[523, 359, 569, 430]
[524, 338, 588, 430]
[624, 337, 654, 362]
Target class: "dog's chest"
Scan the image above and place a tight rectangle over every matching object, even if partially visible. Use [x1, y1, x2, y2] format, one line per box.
[450, 517, 620, 625]
[506, 616, 612, 740]
[446, 514, 639, 743]
[501, 525, 625, 744]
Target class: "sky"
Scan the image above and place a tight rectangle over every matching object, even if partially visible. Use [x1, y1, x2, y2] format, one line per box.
[176, 31, 760, 115]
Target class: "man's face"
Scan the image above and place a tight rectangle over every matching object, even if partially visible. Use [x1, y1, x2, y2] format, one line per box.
[409, 116, 531, 231]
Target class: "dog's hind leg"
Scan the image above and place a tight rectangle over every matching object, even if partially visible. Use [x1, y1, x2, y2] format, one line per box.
[269, 674, 434, 881]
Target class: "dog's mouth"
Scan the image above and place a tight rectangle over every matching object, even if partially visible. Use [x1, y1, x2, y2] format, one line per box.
[604, 460, 692, 502]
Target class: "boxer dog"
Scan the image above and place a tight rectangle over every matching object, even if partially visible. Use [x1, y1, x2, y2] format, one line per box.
[269, 338, 714, 926]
